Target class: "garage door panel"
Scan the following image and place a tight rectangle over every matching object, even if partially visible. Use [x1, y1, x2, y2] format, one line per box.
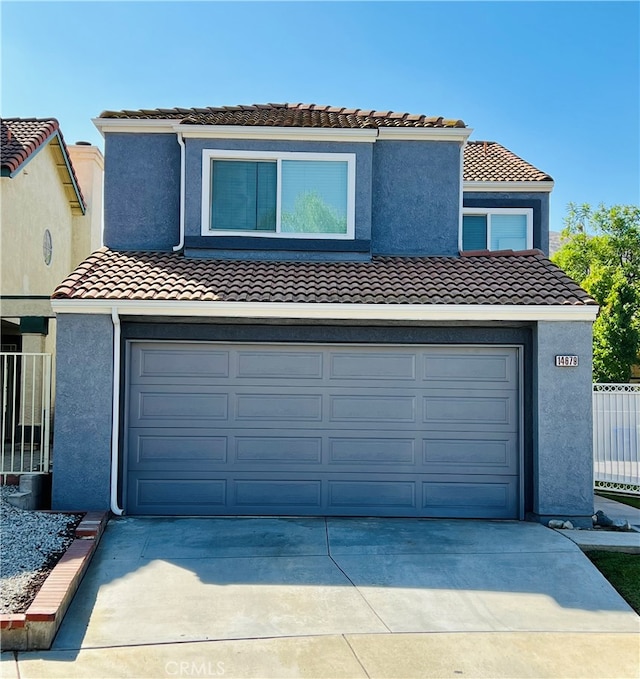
[236, 393, 323, 421]
[131, 346, 230, 383]
[233, 434, 423, 468]
[423, 433, 518, 475]
[127, 472, 520, 517]
[330, 394, 416, 423]
[128, 429, 517, 475]
[235, 436, 322, 464]
[232, 434, 421, 471]
[329, 437, 416, 466]
[130, 387, 228, 423]
[129, 476, 227, 511]
[423, 393, 517, 430]
[128, 431, 228, 470]
[422, 347, 517, 389]
[126, 342, 521, 518]
[236, 351, 323, 379]
[422, 476, 518, 518]
[235, 479, 322, 507]
[330, 352, 417, 380]
[329, 480, 416, 509]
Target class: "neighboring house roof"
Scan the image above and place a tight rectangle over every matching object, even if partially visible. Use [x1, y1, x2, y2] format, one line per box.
[53, 248, 596, 306]
[463, 141, 553, 183]
[99, 102, 466, 129]
[0, 117, 85, 213]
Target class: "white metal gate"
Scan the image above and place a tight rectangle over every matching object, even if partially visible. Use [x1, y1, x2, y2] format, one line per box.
[593, 383, 640, 494]
[1, 352, 52, 474]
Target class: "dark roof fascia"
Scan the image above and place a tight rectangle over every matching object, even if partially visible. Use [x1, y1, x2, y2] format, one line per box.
[53, 130, 86, 214]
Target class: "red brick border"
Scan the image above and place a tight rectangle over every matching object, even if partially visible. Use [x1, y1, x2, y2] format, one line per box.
[0, 510, 109, 650]
[0, 613, 25, 629]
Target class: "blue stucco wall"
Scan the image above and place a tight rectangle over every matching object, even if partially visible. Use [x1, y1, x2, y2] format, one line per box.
[371, 140, 462, 256]
[50, 316, 595, 520]
[463, 192, 551, 255]
[51, 314, 113, 510]
[532, 320, 594, 524]
[184, 138, 373, 252]
[100, 132, 552, 259]
[103, 133, 181, 251]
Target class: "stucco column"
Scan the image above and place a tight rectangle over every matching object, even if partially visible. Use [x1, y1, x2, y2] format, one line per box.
[51, 314, 114, 510]
[532, 321, 594, 526]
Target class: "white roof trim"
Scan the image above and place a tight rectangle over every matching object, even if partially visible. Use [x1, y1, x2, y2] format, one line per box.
[92, 118, 176, 136]
[93, 117, 472, 143]
[377, 127, 472, 142]
[51, 299, 598, 322]
[178, 125, 378, 143]
[464, 180, 554, 193]
[93, 118, 377, 142]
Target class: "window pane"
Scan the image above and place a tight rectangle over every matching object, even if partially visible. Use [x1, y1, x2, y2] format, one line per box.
[490, 214, 527, 251]
[462, 215, 487, 250]
[211, 161, 276, 231]
[281, 160, 348, 234]
[255, 163, 277, 231]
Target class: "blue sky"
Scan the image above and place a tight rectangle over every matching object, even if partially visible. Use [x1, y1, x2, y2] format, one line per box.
[2, 1, 638, 232]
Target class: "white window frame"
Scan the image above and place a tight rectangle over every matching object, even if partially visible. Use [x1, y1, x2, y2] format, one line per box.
[201, 149, 356, 239]
[460, 207, 533, 252]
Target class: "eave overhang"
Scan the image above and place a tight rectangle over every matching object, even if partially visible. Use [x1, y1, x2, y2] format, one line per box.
[464, 180, 555, 193]
[51, 299, 599, 322]
[92, 118, 473, 143]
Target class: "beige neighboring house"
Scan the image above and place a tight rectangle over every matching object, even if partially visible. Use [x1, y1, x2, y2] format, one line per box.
[1, 118, 103, 447]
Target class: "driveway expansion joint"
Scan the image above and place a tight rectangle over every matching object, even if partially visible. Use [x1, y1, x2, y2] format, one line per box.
[327, 554, 393, 634]
[342, 633, 372, 679]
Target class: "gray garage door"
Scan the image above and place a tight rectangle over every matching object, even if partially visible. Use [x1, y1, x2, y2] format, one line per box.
[125, 342, 521, 518]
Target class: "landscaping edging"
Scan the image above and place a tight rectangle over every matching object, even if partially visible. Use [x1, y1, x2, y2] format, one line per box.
[0, 511, 109, 650]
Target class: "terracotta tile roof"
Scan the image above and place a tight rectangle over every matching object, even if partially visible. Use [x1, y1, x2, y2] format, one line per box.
[98, 104, 552, 182]
[463, 141, 553, 182]
[53, 248, 595, 306]
[99, 103, 466, 129]
[1, 117, 86, 211]
[1, 118, 60, 174]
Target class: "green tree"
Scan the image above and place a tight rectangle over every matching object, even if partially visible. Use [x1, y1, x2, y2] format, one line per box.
[281, 192, 347, 234]
[552, 203, 640, 382]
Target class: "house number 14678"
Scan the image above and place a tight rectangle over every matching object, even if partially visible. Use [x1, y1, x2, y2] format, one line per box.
[555, 355, 579, 367]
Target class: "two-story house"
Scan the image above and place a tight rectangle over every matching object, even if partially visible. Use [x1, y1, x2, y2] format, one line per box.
[50, 103, 598, 526]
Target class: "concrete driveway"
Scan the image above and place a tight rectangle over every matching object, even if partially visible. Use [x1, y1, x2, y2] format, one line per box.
[6, 517, 640, 678]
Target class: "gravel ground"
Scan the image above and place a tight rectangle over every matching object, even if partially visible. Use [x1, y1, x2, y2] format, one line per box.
[0, 486, 82, 614]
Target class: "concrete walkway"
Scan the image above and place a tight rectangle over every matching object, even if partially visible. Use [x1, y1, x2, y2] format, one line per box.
[2, 510, 639, 678]
[595, 493, 640, 528]
[557, 495, 640, 553]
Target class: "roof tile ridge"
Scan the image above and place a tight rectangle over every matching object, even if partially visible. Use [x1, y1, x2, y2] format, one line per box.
[1, 116, 58, 123]
[466, 139, 497, 146]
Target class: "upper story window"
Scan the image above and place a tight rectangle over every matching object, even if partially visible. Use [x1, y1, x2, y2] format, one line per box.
[201, 150, 356, 239]
[461, 208, 533, 252]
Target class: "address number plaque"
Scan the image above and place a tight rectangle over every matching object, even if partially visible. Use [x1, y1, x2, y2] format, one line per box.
[555, 355, 579, 367]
